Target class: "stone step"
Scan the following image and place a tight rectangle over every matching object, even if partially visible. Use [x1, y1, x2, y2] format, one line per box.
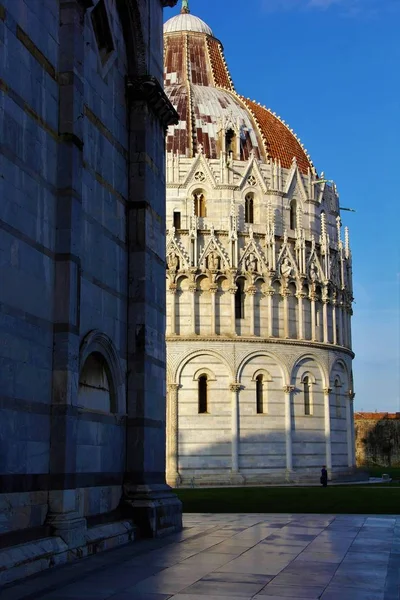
[0, 520, 135, 587]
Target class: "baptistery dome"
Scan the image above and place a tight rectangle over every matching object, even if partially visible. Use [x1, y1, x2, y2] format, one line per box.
[164, 5, 312, 172]
[164, 13, 213, 36]
[164, 2, 356, 488]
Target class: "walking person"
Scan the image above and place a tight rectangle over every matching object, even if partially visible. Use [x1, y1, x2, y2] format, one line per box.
[320, 465, 328, 487]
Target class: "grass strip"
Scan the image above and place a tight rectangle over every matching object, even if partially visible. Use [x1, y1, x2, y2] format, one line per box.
[176, 486, 400, 515]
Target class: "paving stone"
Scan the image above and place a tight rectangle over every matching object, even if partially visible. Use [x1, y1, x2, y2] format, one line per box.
[2, 513, 400, 600]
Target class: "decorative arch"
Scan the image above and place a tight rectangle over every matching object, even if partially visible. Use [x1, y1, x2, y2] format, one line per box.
[290, 352, 328, 388]
[175, 349, 234, 384]
[245, 192, 254, 224]
[192, 188, 207, 217]
[193, 367, 216, 381]
[79, 330, 126, 414]
[236, 351, 288, 383]
[251, 369, 273, 382]
[329, 357, 350, 387]
[300, 371, 316, 385]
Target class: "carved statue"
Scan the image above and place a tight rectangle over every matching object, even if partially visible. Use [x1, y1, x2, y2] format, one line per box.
[208, 251, 220, 271]
[309, 260, 318, 282]
[167, 251, 179, 271]
[280, 257, 292, 279]
[246, 252, 257, 273]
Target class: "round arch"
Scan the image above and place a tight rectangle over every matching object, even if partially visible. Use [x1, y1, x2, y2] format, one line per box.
[175, 349, 234, 384]
[290, 352, 328, 388]
[236, 351, 288, 383]
[329, 357, 351, 388]
[79, 330, 126, 414]
[251, 368, 272, 382]
[193, 367, 217, 381]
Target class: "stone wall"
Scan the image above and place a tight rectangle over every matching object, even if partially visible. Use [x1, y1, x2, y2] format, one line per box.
[0, 0, 181, 581]
[355, 413, 400, 467]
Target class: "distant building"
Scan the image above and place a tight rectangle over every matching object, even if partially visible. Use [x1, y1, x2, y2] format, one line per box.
[164, 2, 356, 486]
[0, 0, 181, 585]
[355, 413, 400, 467]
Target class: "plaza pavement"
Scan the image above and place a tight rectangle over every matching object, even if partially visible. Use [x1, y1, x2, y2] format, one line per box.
[2, 513, 399, 600]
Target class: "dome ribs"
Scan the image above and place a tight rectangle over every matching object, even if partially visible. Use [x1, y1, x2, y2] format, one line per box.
[188, 36, 213, 86]
[240, 96, 312, 173]
[207, 38, 234, 91]
[164, 13, 314, 168]
[164, 35, 186, 86]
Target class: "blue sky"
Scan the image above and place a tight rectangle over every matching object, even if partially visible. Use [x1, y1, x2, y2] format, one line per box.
[166, 0, 400, 413]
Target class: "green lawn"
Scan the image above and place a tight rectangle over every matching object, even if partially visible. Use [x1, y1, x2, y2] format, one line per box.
[176, 486, 400, 515]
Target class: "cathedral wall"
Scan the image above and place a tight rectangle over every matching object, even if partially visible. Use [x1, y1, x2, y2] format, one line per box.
[77, 1, 129, 517]
[0, 0, 59, 533]
[0, 0, 182, 559]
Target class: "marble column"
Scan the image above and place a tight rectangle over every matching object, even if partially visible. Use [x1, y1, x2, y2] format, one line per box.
[267, 290, 274, 337]
[229, 287, 237, 336]
[347, 308, 353, 349]
[332, 301, 337, 345]
[323, 299, 329, 343]
[210, 285, 217, 335]
[169, 286, 177, 335]
[189, 285, 196, 335]
[337, 302, 343, 346]
[167, 383, 180, 487]
[248, 286, 256, 336]
[346, 391, 355, 467]
[296, 292, 305, 339]
[283, 385, 294, 473]
[282, 288, 290, 338]
[323, 387, 332, 472]
[310, 292, 317, 341]
[230, 383, 241, 474]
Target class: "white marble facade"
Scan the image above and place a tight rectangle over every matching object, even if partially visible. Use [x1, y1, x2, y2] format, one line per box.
[164, 8, 355, 486]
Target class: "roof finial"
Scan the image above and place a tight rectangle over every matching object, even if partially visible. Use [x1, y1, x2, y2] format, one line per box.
[181, 0, 190, 14]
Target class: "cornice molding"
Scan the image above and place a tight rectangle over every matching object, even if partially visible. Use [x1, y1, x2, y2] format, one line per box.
[127, 76, 179, 128]
[166, 335, 355, 358]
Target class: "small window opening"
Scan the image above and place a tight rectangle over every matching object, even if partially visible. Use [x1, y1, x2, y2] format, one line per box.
[245, 193, 254, 224]
[194, 191, 206, 217]
[198, 375, 208, 414]
[256, 375, 264, 414]
[235, 279, 245, 320]
[91, 0, 114, 66]
[225, 128, 236, 158]
[290, 200, 297, 230]
[304, 376, 311, 415]
[173, 211, 181, 229]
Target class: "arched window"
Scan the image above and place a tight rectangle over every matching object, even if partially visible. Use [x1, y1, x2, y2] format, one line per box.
[225, 128, 236, 157]
[245, 193, 254, 224]
[198, 375, 208, 414]
[256, 374, 264, 414]
[303, 375, 311, 415]
[79, 352, 112, 413]
[193, 191, 206, 217]
[290, 200, 297, 230]
[173, 211, 181, 229]
[235, 279, 245, 319]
